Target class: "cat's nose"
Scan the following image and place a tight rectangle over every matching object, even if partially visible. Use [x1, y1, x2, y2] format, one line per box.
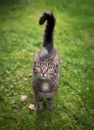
[41, 73, 46, 77]
[41, 73, 47, 80]
[43, 73, 47, 77]
[42, 69, 46, 74]
[42, 70, 46, 76]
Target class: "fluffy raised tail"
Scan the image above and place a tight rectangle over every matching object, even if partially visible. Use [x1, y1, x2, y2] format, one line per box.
[39, 12, 55, 47]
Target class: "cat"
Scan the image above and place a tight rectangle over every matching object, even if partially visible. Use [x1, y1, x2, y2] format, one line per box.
[32, 12, 60, 112]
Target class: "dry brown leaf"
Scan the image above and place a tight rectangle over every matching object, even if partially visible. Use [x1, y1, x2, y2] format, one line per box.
[28, 104, 36, 110]
[20, 95, 28, 102]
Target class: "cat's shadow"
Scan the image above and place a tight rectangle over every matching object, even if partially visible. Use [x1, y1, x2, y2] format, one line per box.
[35, 110, 53, 130]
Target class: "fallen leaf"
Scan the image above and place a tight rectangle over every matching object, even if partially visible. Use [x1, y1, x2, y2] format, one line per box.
[28, 104, 35, 110]
[21, 95, 27, 102]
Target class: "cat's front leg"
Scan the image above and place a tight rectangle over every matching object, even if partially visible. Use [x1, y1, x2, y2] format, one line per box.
[47, 98, 54, 112]
[37, 100, 43, 112]
[35, 95, 43, 112]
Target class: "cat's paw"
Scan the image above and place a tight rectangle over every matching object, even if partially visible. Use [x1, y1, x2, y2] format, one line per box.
[47, 105, 53, 112]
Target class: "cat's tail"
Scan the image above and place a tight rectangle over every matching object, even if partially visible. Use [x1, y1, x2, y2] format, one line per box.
[39, 12, 55, 47]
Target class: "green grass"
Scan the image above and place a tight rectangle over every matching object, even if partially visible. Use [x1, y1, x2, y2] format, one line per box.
[0, 0, 94, 129]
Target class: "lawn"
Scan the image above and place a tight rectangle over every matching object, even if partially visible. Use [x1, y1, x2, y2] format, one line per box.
[0, 0, 94, 130]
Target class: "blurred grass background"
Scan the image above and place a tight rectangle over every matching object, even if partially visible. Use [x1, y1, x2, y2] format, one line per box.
[0, 0, 94, 129]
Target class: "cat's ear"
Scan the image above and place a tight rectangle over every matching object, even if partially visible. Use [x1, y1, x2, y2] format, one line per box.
[53, 54, 59, 66]
[34, 52, 39, 62]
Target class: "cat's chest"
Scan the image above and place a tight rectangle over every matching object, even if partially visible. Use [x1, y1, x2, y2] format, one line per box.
[41, 82, 50, 92]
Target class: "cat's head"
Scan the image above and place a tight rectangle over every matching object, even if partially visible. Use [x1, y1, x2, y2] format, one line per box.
[33, 52, 59, 80]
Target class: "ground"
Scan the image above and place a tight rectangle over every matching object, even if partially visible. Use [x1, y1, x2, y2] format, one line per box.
[0, 0, 94, 130]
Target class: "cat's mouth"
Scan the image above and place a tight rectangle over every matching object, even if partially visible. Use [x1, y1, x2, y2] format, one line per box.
[41, 76, 47, 80]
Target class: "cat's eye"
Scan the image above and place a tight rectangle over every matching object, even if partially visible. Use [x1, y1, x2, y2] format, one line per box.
[48, 67, 53, 72]
[36, 66, 41, 72]
[49, 67, 53, 70]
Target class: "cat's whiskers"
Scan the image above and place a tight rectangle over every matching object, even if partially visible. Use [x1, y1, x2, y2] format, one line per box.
[32, 76, 40, 82]
[49, 78, 55, 86]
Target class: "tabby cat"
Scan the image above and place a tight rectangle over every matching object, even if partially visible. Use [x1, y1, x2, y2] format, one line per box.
[32, 12, 60, 112]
